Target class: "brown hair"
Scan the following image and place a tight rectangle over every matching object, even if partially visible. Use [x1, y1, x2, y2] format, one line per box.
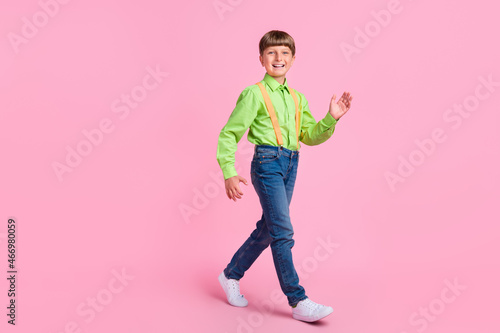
[259, 30, 296, 56]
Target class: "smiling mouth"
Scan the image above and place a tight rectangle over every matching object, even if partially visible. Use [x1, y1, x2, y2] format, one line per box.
[272, 64, 285, 68]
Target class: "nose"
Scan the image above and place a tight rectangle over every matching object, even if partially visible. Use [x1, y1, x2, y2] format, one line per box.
[275, 52, 282, 61]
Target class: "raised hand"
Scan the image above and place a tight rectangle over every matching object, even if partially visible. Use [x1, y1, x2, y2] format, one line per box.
[329, 92, 353, 120]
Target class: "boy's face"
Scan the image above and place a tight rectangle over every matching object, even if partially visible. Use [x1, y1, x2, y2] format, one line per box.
[259, 45, 295, 84]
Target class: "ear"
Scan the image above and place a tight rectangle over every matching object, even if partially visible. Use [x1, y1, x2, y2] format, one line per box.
[291, 55, 296, 66]
[259, 54, 264, 66]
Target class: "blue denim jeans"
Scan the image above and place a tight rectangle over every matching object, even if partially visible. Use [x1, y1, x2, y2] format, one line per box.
[223, 145, 307, 306]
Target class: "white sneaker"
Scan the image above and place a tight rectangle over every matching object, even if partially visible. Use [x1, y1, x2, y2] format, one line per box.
[218, 272, 248, 307]
[292, 298, 333, 322]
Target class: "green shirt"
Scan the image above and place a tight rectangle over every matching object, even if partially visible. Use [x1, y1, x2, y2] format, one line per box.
[217, 73, 338, 179]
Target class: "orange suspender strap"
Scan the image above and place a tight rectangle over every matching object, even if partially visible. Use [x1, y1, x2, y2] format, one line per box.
[256, 82, 301, 148]
[256, 82, 283, 146]
[289, 88, 301, 149]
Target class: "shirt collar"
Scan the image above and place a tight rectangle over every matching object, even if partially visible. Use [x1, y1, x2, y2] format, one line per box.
[262, 73, 289, 93]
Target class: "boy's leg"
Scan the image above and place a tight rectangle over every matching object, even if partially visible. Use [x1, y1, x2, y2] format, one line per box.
[222, 146, 297, 281]
[251, 146, 306, 307]
[223, 213, 272, 280]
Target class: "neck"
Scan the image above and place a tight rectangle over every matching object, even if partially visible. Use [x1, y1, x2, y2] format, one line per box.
[273, 75, 285, 85]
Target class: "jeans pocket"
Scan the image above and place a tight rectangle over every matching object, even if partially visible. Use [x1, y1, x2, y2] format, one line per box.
[254, 151, 279, 164]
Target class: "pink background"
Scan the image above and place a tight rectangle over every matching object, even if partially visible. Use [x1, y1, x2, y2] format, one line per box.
[1, 0, 499, 332]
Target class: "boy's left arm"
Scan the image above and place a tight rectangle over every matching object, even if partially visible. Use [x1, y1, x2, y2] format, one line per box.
[299, 91, 352, 146]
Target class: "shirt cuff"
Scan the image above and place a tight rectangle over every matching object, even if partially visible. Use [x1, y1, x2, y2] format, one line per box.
[222, 165, 238, 180]
[323, 112, 338, 127]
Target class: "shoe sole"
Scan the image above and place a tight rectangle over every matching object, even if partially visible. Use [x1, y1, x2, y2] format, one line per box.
[292, 307, 333, 322]
[218, 272, 248, 307]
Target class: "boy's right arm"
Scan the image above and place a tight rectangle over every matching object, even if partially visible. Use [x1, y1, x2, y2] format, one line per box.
[217, 88, 258, 200]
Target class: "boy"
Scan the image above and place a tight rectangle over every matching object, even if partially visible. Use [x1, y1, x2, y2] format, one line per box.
[216, 30, 352, 322]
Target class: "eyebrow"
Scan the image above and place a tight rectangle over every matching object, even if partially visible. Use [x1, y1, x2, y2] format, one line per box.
[267, 48, 291, 52]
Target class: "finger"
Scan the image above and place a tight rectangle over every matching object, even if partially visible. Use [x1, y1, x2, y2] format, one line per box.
[342, 92, 351, 104]
[230, 187, 241, 199]
[231, 187, 240, 200]
[239, 177, 248, 185]
[232, 184, 243, 197]
[337, 101, 346, 111]
[236, 186, 244, 196]
[331, 94, 337, 103]
[342, 92, 349, 102]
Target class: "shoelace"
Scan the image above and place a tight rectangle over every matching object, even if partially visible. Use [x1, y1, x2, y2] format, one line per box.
[300, 299, 321, 311]
[227, 279, 245, 298]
